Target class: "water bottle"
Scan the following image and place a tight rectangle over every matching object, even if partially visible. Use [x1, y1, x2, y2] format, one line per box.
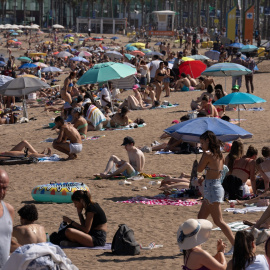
[46, 233, 50, 242]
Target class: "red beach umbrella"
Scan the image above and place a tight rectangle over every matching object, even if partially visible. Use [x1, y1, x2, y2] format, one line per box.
[179, 60, 207, 79]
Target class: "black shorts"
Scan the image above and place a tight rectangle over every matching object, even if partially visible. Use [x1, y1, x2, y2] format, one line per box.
[90, 230, 106, 246]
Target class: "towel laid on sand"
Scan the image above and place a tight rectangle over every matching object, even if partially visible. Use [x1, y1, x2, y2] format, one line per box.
[151, 104, 179, 109]
[117, 196, 199, 206]
[238, 107, 264, 111]
[102, 123, 146, 131]
[38, 154, 61, 162]
[61, 243, 111, 250]
[225, 206, 268, 214]
[213, 221, 250, 232]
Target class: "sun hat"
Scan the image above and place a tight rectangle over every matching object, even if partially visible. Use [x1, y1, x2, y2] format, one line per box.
[121, 136, 135, 146]
[177, 219, 213, 250]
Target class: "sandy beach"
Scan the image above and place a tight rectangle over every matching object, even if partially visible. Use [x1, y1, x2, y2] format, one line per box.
[1, 32, 269, 269]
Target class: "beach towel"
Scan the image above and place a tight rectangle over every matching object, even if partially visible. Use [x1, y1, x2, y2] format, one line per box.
[85, 104, 106, 127]
[3, 243, 78, 270]
[155, 150, 175, 155]
[213, 221, 250, 232]
[224, 206, 268, 214]
[84, 135, 105, 141]
[238, 107, 264, 111]
[38, 154, 61, 162]
[151, 104, 179, 109]
[61, 243, 111, 250]
[102, 123, 146, 131]
[117, 196, 200, 206]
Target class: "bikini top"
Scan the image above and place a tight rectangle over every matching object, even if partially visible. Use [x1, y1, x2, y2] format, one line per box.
[157, 73, 166, 76]
[68, 83, 74, 87]
[233, 158, 251, 177]
[183, 250, 210, 270]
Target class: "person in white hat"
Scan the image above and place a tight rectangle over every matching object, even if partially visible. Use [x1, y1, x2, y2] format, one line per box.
[177, 219, 227, 270]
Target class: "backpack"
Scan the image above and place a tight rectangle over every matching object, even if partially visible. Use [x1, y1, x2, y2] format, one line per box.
[111, 224, 140, 255]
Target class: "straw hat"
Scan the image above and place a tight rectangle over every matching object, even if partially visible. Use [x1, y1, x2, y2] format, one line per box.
[177, 219, 213, 250]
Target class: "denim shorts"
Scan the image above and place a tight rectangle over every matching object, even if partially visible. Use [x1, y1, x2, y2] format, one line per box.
[163, 77, 170, 83]
[204, 179, 224, 204]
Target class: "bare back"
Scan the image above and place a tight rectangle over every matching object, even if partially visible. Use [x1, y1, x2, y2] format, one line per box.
[128, 147, 145, 172]
[61, 124, 82, 144]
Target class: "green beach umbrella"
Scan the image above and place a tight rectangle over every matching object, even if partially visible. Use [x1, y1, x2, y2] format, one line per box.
[124, 53, 135, 60]
[17, 56, 33, 62]
[77, 62, 136, 85]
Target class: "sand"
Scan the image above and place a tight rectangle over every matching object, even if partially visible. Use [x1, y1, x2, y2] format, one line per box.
[1, 32, 269, 269]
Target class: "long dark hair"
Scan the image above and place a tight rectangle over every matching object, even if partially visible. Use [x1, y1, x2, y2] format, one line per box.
[232, 231, 255, 270]
[227, 140, 244, 172]
[71, 190, 94, 208]
[200, 131, 223, 159]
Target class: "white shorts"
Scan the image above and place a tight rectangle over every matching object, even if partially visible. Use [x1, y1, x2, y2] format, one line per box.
[69, 143, 82, 154]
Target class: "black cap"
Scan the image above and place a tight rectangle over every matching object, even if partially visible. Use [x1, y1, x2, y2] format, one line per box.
[121, 136, 135, 146]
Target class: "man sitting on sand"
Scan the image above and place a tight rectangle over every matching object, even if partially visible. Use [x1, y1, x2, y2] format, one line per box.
[11, 204, 46, 252]
[53, 116, 82, 159]
[175, 73, 191, 91]
[95, 136, 145, 179]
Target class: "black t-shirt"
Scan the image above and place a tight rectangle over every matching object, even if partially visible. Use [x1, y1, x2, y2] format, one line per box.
[86, 203, 107, 232]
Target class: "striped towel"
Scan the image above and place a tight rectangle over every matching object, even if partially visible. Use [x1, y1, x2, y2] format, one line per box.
[85, 105, 106, 127]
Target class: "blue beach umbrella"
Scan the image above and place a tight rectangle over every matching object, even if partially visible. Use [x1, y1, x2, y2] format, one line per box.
[126, 46, 138, 51]
[19, 63, 38, 69]
[213, 92, 266, 125]
[41, 66, 62, 73]
[240, 45, 258, 53]
[11, 32, 19, 36]
[155, 42, 162, 45]
[164, 117, 252, 142]
[111, 37, 119, 40]
[229, 42, 244, 49]
[124, 53, 135, 60]
[70, 56, 89, 63]
[205, 50, 220, 61]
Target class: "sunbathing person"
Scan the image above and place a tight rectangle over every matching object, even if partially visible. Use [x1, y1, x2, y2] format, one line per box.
[175, 73, 191, 91]
[0, 111, 17, 125]
[11, 204, 46, 252]
[187, 74, 197, 87]
[103, 106, 129, 128]
[72, 107, 88, 140]
[190, 85, 214, 110]
[52, 116, 82, 160]
[119, 85, 145, 110]
[0, 140, 51, 159]
[83, 102, 106, 131]
[143, 83, 156, 106]
[197, 95, 218, 117]
[95, 136, 145, 179]
[62, 190, 107, 247]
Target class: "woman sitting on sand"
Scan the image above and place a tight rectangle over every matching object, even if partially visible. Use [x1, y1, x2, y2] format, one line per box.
[223, 141, 257, 199]
[177, 218, 227, 270]
[257, 146, 270, 191]
[72, 107, 88, 140]
[62, 190, 107, 247]
[104, 106, 129, 128]
[227, 231, 269, 269]
[197, 95, 218, 117]
[0, 140, 51, 159]
[119, 85, 145, 110]
[143, 83, 156, 106]
[213, 89, 225, 118]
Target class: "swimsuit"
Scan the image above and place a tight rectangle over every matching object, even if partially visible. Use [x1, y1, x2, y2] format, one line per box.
[183, 250, 210, 270]
[76, 123, 88, 138]
[123, 168, 139, 178]
[69, 143, 82, 154]
[181, 85, 190, 91]
[233, 159, 251, 177]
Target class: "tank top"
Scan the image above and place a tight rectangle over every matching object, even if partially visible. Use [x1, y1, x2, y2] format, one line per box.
[0, 201, 13, 269]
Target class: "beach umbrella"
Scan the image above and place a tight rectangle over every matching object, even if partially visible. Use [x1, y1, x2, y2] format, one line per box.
[19, 63, 37, 69]
[11, 32, 18, 36]
[229, 42, 244, 49]
[78, 51, 92, 57]
[0, 77, 50, 118]
[126, 46, 138, 51]
[44, 41, 53, 44]
[141, 49, 152, 53]
[79, 47, 90, 51]
[17, 56, 32, 62]
[70, 56, 89, 63]
[205, 50, 220, 61]
[182, 57, 195, 62]
[188, 55, 210, 61]
[56, 51, 73, 58]
[64, 34, 74, 38]
[213, 92, 266, 125]
[52, 24, 64, 29]
[93, 37, 104, 41]
[33, 62, 48, 68]
[155, 42, 162, 45]
[123, 62, 136, 68]
[131, 42, 145, 49]
[240, 45, 258, 53]
[0, 61, 6, 67]
[179, 60, 207, 78]
[130, 50, 145, 57]
[145, 51, 164, 57]
[124, 53, 135, 60]
[164, 117, 252, 143]
[13, 39, 18, 42]
[41, 66, 62, 73]
[14, 42, 22, 45]
[0, 75, 13, 86]
[111, 37, 119, 40]
[104, 51, 123, 59]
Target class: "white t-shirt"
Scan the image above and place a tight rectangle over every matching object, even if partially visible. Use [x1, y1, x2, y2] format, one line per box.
[245, 255, 269, 270]
[100, 87, 111, 107]
[150, 60, 160, 78]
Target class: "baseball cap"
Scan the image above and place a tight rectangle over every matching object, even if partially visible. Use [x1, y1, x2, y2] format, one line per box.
[232, 85, 239, 90]
[132, 84, 140, 90]
[121, 136, 135, 146]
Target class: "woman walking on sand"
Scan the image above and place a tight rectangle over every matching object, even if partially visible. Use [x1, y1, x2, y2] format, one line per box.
[197, 131, 234, 255]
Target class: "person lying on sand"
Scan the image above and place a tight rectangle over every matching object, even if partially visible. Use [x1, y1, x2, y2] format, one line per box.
[0, 140, 51, 159]
[94, 136, 145, 179]
[52, 116, 82, 160]
[11, 205, 46, 252]
[103, 106, 129, 128]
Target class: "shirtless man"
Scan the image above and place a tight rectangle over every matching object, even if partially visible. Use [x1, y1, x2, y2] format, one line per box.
[95, 136, 145, 179]
[11, 204, 46, 252]
[175, 73, 191, 91]
[187, 74, 197, 87]
[204, 76, 215, 89]
[52, 116, 82, 159]
[60, 71, 76, 105]
[195, 77, 206, 90]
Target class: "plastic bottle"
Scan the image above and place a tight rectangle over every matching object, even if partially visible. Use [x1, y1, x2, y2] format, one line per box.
[46, 233, 50, 242]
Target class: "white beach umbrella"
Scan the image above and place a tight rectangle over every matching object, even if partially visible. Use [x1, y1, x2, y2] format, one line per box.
[52, 24, 64, 29]
[56, 51, 73, 58]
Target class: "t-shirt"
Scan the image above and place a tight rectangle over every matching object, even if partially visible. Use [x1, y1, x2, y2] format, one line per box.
[149, 60, 160, 78]
[173, 58, 182, 69]
[86, 203, 107, 233]
[245, 255, 269, 270]
[100, 87, 111, 107]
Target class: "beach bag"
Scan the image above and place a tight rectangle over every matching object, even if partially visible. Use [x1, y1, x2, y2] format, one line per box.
[111, 224, 140, 255]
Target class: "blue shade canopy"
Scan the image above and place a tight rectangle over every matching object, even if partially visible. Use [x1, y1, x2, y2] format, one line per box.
[201, 63, 252, 77]
[164, 117, 252, 143]
[213, 92, 266, 105]
[19, 63, 38, 69]
[240, 45, 258, 52]
[124, 53, 135, 60]
[17, 56, 33, 62]
[126, 46, 138, 51]
[205, 50, 220, 61]
[70, 56, 88, 62]
[229, 42, 244, 48]
[77, 62, 136, 85]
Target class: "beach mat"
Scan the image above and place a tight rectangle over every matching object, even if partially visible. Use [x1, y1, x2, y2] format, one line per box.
[213, 221, 249, 232]
[102, 123, 146, 131]
[238, 107, 264, 111]
[224, 206, 268, 214]
[0, 157, 38, 165]
[117, 196, 200, 206]
[61, 243, 111, 250]
[150, 104, 179, 109]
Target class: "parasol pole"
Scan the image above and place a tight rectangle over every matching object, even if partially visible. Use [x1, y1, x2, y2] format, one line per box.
[238, 104, 240, 126]
[107, 81, 114, 113]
